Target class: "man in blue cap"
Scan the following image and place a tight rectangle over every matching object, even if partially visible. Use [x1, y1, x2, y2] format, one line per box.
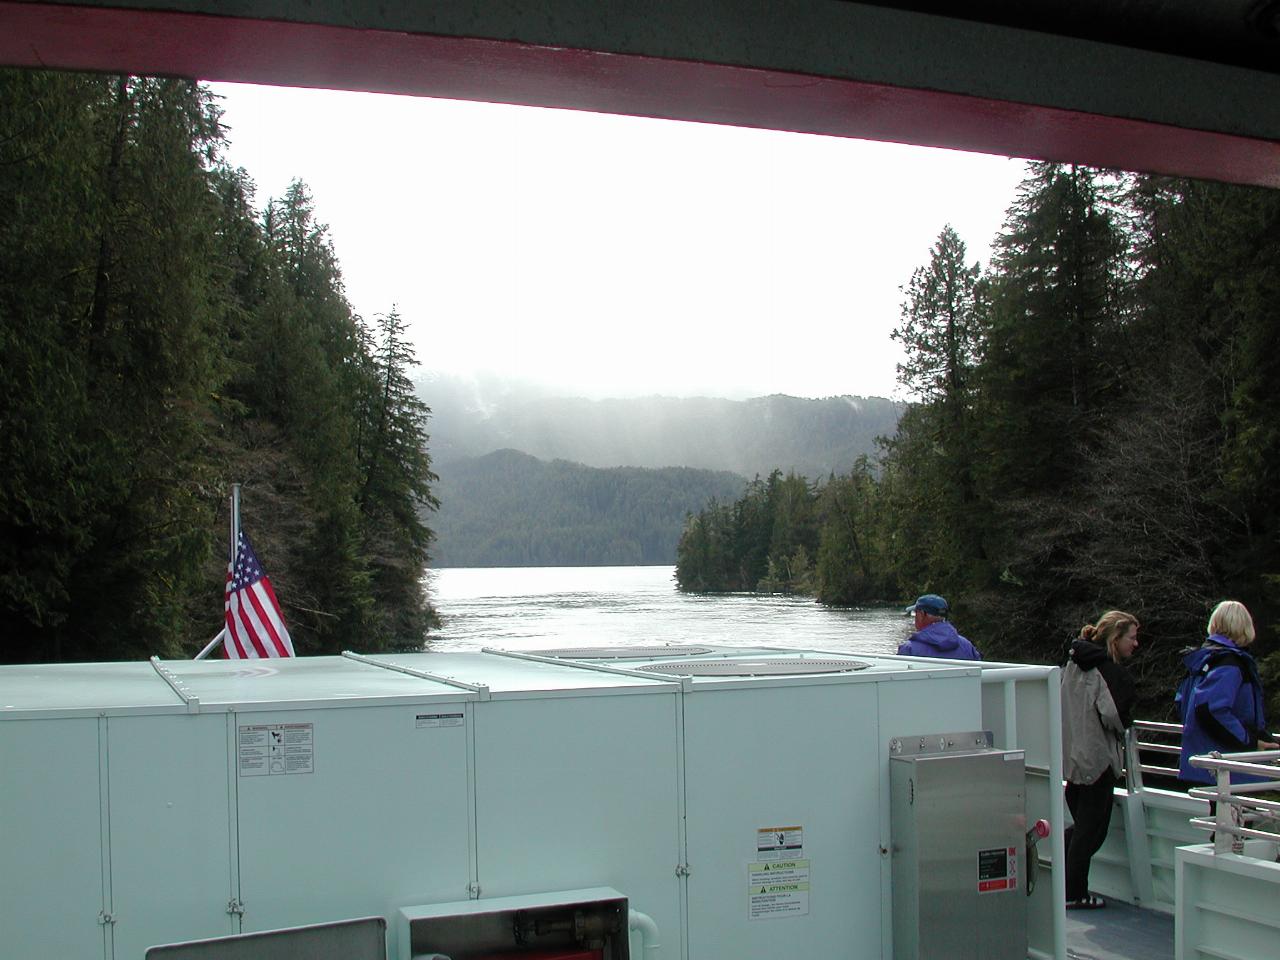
[898, 594, 981, 660]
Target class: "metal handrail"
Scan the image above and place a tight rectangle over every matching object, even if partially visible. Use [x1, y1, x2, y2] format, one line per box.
[1133, 720, 1181, 733]
[1126, 722, 1184, 788]
[1187, 749, 1280, 855]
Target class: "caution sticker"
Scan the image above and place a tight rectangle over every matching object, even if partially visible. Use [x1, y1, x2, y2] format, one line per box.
[748, 859, 810, 919]
[977, 846, 1018, 893]
[416, 712, 464, 729]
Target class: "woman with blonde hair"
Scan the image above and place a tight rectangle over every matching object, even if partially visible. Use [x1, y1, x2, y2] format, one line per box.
[1060, 609, 1139, 909]
[1178, 600, 1275, 785]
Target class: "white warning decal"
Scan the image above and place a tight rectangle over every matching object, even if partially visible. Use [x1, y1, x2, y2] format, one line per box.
[238, 723, 314, 777]
[756, 825, 804, 860]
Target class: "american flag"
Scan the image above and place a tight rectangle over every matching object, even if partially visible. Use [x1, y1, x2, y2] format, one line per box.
[223, 531, 295, 658]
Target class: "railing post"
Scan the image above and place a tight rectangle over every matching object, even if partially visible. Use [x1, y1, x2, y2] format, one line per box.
[1122, 728, 1155, 904]
[1213, 763, 1234, 855]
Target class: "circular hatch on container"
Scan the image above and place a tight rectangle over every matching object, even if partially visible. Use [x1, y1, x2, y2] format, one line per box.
[636, 658, 871, 676]
[528, 645, 715, 659]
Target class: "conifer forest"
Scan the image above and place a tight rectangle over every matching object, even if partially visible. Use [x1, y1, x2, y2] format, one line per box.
[676, 165, 1280, 717]
[1, 71, 439, 661]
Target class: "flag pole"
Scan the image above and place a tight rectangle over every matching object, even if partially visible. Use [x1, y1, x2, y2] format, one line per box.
[194, 484, 241, 660]
[231, 482, 241, 555]
[193, 629, 223, 660]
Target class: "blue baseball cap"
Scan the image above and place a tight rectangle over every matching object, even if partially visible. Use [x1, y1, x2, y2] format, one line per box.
[905, 594, 950, 617]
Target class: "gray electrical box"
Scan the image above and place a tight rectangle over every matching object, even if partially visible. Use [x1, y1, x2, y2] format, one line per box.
[890, 731, 1027, 960]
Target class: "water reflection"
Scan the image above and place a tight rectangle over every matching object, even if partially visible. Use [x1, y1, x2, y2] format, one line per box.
[426, 565, 909, 655]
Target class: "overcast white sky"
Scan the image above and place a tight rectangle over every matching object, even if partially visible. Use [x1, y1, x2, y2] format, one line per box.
[210, 82, 1028, 401]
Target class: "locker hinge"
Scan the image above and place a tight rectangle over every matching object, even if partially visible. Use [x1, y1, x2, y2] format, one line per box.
[97, 911, 116, 926]
[227, 898, 245, 916]
[675, 863, 691, 878]
[467, 881, 482, 900]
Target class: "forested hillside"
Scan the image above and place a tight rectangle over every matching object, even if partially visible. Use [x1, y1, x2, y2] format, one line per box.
[678, 164, 1280, 718]
[432, 450, 744, 567]
[0, 71, 438, 662]
[422, 381, 903, 480]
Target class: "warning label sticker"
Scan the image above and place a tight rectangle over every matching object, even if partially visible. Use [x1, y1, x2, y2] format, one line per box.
[416, 713, 464, 729]
[977, 846, 1018, 893]
[756, 825, 804, 860]
[238, 723, 314, 777]
[748, 859, 810, 919]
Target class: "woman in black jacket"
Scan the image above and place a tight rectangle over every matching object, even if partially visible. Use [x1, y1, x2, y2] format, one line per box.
[1060, 610, 1139, 909]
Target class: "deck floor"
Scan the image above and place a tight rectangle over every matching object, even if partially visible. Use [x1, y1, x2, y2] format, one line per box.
[1065, 899, 1173, 960]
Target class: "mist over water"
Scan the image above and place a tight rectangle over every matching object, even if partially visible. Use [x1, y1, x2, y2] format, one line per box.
[426, 565, 910, 655]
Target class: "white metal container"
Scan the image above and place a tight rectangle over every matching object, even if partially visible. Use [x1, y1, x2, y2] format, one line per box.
[0, 647, 1060, 960]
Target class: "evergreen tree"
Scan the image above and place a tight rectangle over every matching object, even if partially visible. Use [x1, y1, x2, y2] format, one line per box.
[222, 181, 360, 652]
[888, 225, 986, 584]
[892, 225, 983, 410]
[358, 307, 441, 646]
[1091, 176, 1280, 702]
[979, 164, 1128, 495]
[1, 72, 443, 662]
[967, 163, 1129, 649]
[731, 473, 778, 590]
[1, 72, 228, 661]
[676, 501, 735, 592]
[1, 70, 108, 660]
[814, 457, 888, 605]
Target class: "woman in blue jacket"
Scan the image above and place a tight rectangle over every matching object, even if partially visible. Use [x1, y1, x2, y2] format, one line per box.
[1178, 600, 1276, 785]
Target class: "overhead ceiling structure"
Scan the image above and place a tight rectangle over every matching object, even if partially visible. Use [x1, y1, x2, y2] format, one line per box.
[2, 0, 1279, 186]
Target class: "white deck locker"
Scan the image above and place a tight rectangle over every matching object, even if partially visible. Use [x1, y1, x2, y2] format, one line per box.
[473, 692, 682, 941]
[106, 713, 237, 959]
[234, 702, 473, 937]
[682, 676, 883, 959]
[0, 716, 106, 959]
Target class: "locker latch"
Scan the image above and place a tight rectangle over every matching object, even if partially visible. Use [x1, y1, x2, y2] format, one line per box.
[227, 898, 245, 916]
[97, 911, 116, 926]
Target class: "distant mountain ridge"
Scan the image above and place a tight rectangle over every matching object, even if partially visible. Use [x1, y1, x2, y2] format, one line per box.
[419, 375, 904, 479]
[430, 449, 745, 567]
[419, 376, 905, 567]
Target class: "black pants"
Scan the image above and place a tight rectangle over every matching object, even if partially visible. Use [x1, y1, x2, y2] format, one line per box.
[1064, 768, 1116, 901]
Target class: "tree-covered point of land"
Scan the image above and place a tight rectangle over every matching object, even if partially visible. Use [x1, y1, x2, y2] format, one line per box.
[0, 70, 439, 662]
[677, 163, 1280, 721]
[674, 460, 890, 602]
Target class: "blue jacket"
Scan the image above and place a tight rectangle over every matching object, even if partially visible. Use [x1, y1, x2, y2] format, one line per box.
[1178, 635, 1267, 784]
[897, 620, 981, 660]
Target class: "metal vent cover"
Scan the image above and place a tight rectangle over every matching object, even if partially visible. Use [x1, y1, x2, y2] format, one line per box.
[146, 917, 385, 960]
[526, 645, 714, 659]
[636, 658, 871, 676]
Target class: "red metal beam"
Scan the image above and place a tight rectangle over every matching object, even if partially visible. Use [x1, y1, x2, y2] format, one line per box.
[3, 1, 1279, 187]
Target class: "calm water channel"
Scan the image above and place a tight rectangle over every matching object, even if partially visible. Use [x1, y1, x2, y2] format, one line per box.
[425, 565, 910, 655]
